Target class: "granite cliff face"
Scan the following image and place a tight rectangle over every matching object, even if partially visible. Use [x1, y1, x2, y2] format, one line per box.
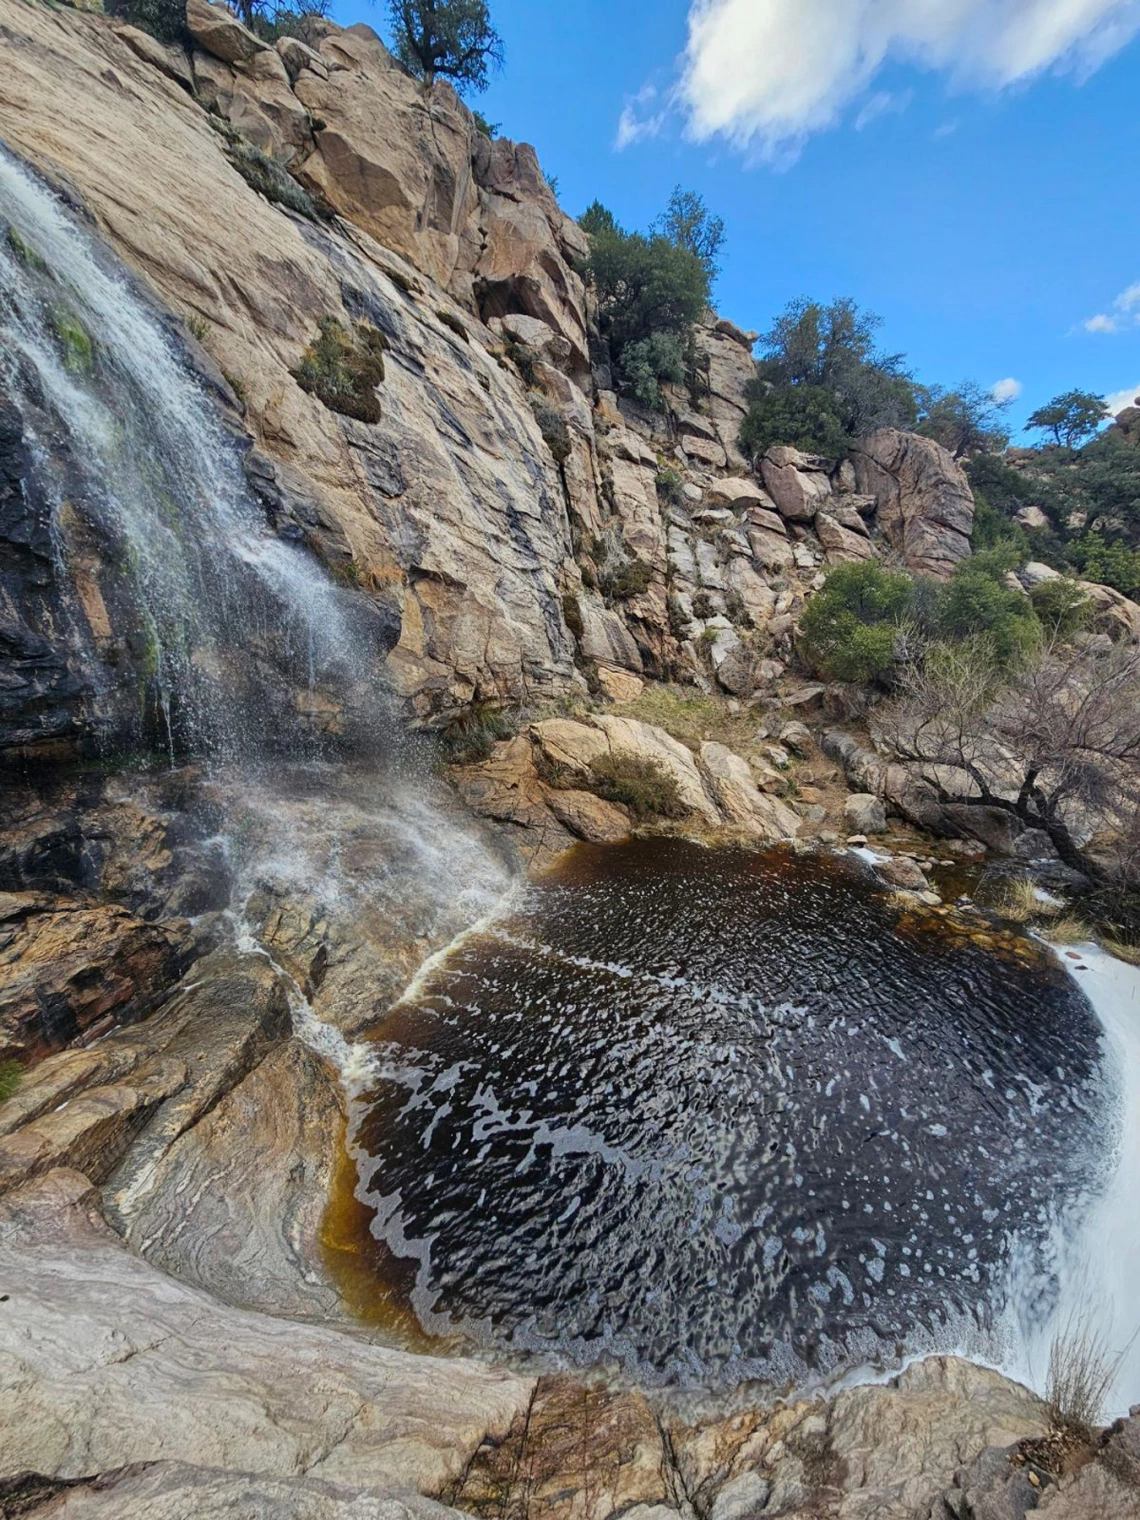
[0, 0, 982, 749]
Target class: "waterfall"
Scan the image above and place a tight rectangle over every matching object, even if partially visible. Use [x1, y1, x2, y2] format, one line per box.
[0, 143, 381, 761]
[0, 143, 514, 1043]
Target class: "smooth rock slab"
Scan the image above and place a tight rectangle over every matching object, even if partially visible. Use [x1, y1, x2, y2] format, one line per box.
[0, 1170, 534, 1491]
[10, 1461, 471, 1520]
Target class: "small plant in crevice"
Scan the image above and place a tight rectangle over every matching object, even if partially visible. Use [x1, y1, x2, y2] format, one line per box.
[435, 308, 470, 344]
[222, 370, 248, 407]
[561, 593, 585, 643]
[691, 590, 715, 620]
[185, 312, 210, 342]
[209, 118, 326, 221]
[292, 316, 388, 424]
[1046, 1312, 1127, 1442]
[655, 467, 685, 507]
[529, 395, 571, 464]
[0, 1060, 21, 1104]
[602, 558, 653, 603]
[437, 705, 520, 766]
[723, 589, 754, 629]
[588, 750, 689, 821]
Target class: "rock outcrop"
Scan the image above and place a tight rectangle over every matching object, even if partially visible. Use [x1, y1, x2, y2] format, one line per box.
[853, 429, 974, 577]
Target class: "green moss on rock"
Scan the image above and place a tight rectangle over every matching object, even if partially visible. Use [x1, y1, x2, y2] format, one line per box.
[292, 317, 388, 425]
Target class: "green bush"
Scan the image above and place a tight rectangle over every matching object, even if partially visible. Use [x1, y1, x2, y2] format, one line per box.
[292, 317, 388, 424]
[799, 560, 915, 682]
[1029, 577, 1093, 639]
[739, 381, 849, 464]
[936, 557, 1041, 672]
[588, 750, 689, 820]
[1070, 533, 1140, 598]
[620, 332, 686, 410]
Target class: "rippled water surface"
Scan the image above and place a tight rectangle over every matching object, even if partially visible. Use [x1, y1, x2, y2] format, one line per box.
[343, 840, 1108, 1387]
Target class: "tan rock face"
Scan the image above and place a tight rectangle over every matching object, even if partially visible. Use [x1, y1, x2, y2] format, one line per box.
[0, 1167, 535, 1491]
[0, 2, 579, 713]
[853, 428, 974, 577]
[761, 446, 833, 521]
[0, 893, 187, 1062]
[186, 0, 268, 64]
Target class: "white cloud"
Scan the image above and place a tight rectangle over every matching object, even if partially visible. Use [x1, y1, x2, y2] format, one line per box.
[671, 0, 1140, 159]
[615, 85, 668, 150]
[1082, 280, 1140, 333]
[1105, 383, 1140, 417]
[854, 89, 912, 130]
[992, 378, 1023, 403]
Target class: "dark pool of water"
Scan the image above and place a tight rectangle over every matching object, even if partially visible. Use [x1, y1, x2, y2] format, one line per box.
[343, 840, 1106, 1387]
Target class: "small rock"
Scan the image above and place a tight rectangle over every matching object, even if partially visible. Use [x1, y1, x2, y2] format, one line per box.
[847, 834, 868, 848]
[710, 1471, 772, 1520]
[763, 743, 792, 770]
[820, 829, 839, 844]
[778, 720, 813, 756]
[844, 793, 887, 834]
[877, 857, 929, 891]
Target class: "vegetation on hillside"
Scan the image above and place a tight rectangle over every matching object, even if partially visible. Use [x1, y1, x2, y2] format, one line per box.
[577, 190, 720, 410]
[739, 298, 1012, 466]
[386, 0, 503, 93]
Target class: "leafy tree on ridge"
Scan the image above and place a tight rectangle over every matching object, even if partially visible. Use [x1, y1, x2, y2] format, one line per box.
[387, 0, 503, 94]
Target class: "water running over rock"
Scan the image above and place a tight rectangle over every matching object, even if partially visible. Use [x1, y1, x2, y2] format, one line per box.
[0, 144, 384, 761]
[344, 840, 1111, 1392]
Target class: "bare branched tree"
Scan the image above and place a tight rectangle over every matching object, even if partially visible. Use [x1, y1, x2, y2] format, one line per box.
[884, 638, 1140, 883]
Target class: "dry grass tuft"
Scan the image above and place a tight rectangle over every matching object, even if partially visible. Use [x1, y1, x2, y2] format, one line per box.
[1103, 937, 1140, 967]
[1042, 916, 1094, 946]
[1046, 1313, 1126, 1440]
[996, 876, 1064, 924]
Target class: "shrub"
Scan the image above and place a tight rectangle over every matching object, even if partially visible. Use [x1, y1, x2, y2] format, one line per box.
[438, 705, 518, 766]
[471, 110, 499, 139]
[739, 381, 849, 464]
[1070, 533, 1140, 598]
[604, 558, 653, 602]
[588, 750, 689, 820]
[292, 317, 388, 424]
[691, 590, 714, 619]
[105, 0, 187, 43]
[655, 468, 685, 507]
[579, 204, 710, 376]
[210, 120, 325, 221]
[1029, 577, 1093, 639]
[620, 332, 686, 411]
[936, 558, 1041, 673]
[1046, 1312, 1123, 1439]
[529, 395, 571, 463]
[799, 560, 915, 682]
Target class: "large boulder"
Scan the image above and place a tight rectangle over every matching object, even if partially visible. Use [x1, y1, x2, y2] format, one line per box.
[761, 446, 832, 521]
[852, 429, 974, 577]
[186, 0, 268, 64]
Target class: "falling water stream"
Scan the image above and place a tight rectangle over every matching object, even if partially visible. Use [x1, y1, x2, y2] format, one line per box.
[3, 146, 1137, 1417]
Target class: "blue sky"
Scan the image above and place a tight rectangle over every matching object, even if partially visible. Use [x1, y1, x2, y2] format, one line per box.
[335, 0, 1140, 434]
